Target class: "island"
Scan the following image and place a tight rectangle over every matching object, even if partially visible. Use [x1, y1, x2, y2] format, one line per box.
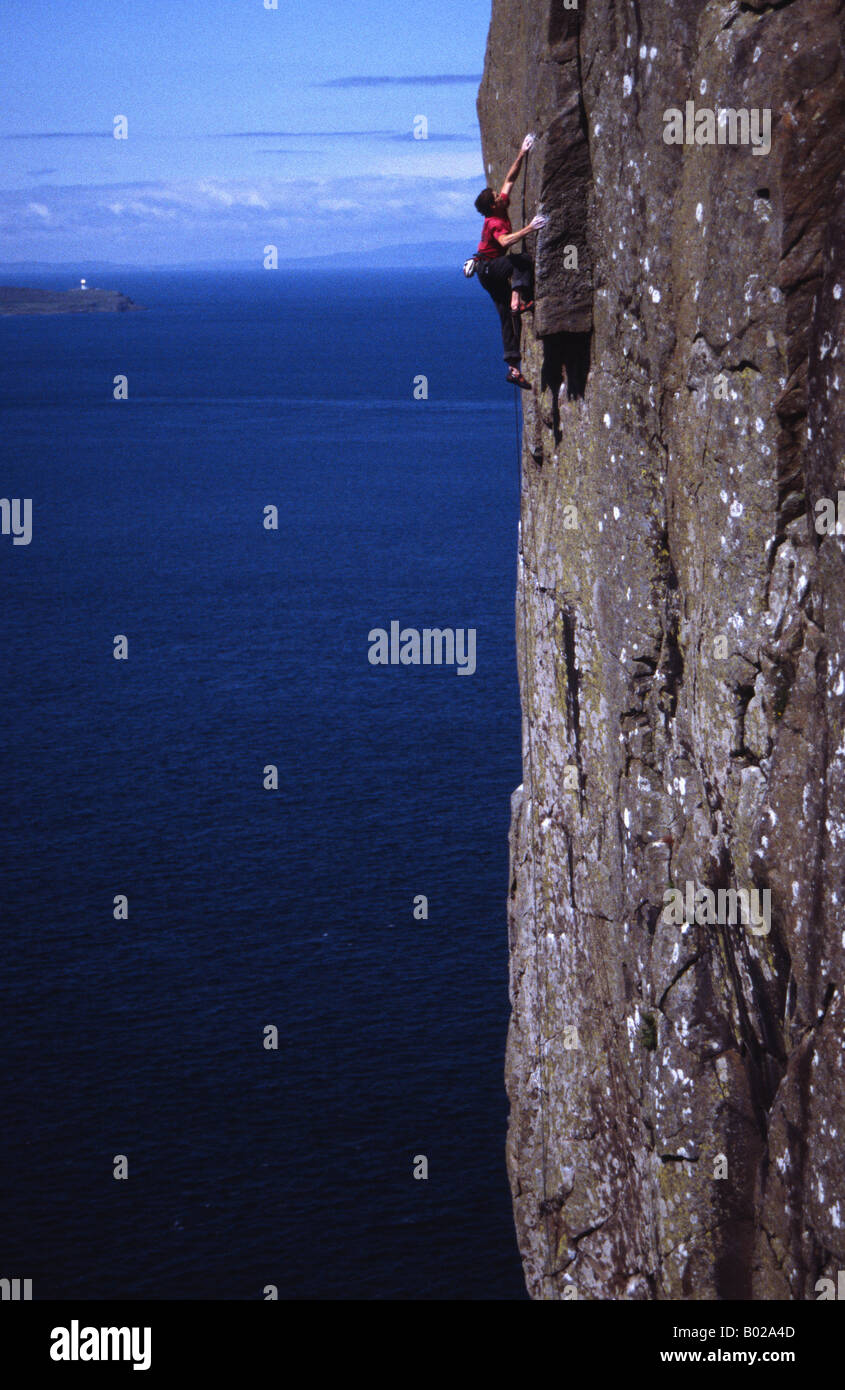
[0, 286, 144, 316]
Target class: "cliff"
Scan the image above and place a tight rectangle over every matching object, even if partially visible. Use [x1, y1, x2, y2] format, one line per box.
[0, 286, 142, 315]
[478, 0, 845, 1299]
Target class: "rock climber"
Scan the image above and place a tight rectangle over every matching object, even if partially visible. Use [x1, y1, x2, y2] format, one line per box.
[474, 133, 547, 390]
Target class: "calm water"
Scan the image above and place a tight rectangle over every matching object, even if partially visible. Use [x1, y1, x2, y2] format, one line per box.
[0, 269, 526, 1298]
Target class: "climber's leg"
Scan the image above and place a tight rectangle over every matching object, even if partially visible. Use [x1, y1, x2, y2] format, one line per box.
[506, 365, 531, 390]
[509, 252, 535, 311]
[479, 256, 521, 364]
[494, 295, 521, 363]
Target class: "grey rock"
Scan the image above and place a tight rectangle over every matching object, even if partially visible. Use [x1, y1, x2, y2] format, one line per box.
[480, 0, 845, 1299]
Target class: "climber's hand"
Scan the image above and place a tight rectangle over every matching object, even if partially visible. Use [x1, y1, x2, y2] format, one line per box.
[530, 213, 548, 231]
[521, 133, 536, 153]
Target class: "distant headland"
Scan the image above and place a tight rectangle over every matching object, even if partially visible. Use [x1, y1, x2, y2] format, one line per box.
[0, 284, 144, 316]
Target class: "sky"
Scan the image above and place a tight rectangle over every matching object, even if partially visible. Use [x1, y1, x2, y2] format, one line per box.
[1, 0, 494, 265]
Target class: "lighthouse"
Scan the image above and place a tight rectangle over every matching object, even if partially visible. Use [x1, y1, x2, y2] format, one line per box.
[79, 278, 87, 290]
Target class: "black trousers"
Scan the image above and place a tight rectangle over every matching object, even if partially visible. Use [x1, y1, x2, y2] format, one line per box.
[477, 253, 534, 364]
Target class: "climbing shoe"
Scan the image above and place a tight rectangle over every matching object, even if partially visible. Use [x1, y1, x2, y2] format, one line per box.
[515, 299, 535, 314]
[507, 367, 531, 390]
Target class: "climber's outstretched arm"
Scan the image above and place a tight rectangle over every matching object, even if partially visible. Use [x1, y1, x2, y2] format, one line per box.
[498, 213, 547, 249]
[499, 132, 535, 200]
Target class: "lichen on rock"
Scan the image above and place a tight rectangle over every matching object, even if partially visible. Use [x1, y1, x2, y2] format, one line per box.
[479, 0, 845, 1300]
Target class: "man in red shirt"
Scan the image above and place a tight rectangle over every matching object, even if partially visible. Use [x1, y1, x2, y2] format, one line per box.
[474, 133, 546, 389]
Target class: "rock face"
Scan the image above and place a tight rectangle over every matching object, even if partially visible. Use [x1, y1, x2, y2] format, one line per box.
[478, 0, 845, 1299]
[0, 286, 142, 315]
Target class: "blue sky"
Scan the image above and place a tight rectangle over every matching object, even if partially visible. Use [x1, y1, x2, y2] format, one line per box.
[1, 0, 493, 264]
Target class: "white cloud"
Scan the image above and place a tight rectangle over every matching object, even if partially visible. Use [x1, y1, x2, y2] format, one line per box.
[1, 171, 483, 261]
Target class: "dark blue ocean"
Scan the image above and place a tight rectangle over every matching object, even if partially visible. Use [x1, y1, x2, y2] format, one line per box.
[0, 269, 526, 1299]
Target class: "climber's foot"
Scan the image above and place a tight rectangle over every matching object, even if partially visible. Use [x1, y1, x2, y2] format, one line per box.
[510, 291, 520, 313]
[507, 366, 531, 390]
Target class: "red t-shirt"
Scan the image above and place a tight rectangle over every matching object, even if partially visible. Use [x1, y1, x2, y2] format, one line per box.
[477, 193, 511, 260]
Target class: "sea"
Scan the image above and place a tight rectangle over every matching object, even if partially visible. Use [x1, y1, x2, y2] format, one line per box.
[0, 268, 527, 1299]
